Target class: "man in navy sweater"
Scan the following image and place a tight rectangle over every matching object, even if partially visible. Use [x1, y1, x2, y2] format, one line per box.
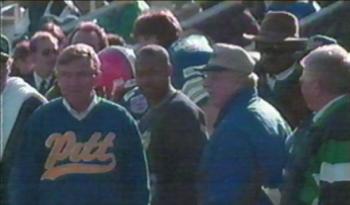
[7, 44, 149, 205]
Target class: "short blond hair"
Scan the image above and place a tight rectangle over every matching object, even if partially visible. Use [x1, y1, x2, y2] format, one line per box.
[55, 44, 101, 74]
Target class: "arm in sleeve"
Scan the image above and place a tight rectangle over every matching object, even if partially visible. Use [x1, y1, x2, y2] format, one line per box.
[201, 132, 257, 205]
[119, 111, 150, 205]
[318, 138, 350, 205]
[150, 108, 207, 205]
[7, 111, 45, 205]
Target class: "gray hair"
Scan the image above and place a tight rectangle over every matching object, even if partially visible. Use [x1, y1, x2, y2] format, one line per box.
[301, 44, 350, 94]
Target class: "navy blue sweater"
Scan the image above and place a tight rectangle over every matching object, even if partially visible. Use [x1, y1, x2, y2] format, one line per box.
[7, 98, 149, 205]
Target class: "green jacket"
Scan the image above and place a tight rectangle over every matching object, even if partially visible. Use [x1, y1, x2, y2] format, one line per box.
[97, 1, 149, 43]
[282, 95, 350, 205]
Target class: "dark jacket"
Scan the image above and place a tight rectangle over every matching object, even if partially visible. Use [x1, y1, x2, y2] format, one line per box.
[198, 88, 291, 205]
[139, 91, 208, 205]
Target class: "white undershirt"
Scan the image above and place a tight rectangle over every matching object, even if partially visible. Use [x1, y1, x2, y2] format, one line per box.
[266, 66, 296, 90]
[33, 72, 53, 90]
[62, 94, 99, 121]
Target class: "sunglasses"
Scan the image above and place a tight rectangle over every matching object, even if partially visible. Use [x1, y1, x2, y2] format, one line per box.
[41, 48, 58, 57]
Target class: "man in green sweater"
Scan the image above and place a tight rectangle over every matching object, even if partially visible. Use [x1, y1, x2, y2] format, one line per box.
[281, 44, 350, 205]
[7, 44, 149, 205]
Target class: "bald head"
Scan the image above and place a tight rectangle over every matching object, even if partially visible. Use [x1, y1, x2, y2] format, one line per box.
[136, 44, 171, 69]
[301, 44, 350, 94]
[135, 45, 173, 105]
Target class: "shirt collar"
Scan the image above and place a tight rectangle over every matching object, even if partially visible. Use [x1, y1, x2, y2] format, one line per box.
[34, 72, 53, 88]
[150, 86, 177, 109]
[62, 93, 99, 121]
[266, 66, 296, 90]
[313, 95, 347, 123]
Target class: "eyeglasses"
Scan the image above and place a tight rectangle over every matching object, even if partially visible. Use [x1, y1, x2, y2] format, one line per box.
[41, 48, 58, 57]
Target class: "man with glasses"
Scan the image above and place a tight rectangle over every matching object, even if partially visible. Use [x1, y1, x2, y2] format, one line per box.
[244, 11, 310, 128]
[7, 44, 149, 205]
[198, 43, 290, 205]
[23, 31, 59, 95]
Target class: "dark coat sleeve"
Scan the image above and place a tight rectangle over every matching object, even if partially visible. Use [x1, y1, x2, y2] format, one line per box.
[149, 104, 208, 205]
[1, 96, 44, 205]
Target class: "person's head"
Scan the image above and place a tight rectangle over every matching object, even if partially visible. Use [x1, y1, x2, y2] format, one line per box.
[299, 44, 350, 112]
[69, 21, 108, 52]
[133, 10, 182, 49]
[0, 52, 11, 93]
[40, 22, 66, 49]
[244, 11, 306, 74]
[135, 44, 172, 105]
[30, 31, 59, 78]
[55, 44, 101, 111]
[10, 40, 33, 76]
[201, 43, 257, 109]
[97, 46, 135, 100]
[106, 33, 126, 46]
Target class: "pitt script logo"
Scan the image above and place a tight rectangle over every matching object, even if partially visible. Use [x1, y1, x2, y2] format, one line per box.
[41, 131, 116, 181]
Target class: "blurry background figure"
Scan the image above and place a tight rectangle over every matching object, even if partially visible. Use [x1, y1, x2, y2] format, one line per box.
[40, 22, 67, 50]
[96, 46, 136, 101]
[245, 11, 310, 128]
[107, 33, 126, 46]
[265, 0, 321, 20]
[97, 0, 150, 43]
[68, 21, 108, 52]
[0, 34, 10, 54]
[1, 51, 47, 204]
[73, 0, 109, 15]
[23, 31, 59, 95]
[9, 40, 33, 78]
[193, 2, 260, 48]
[17, 1, 79, 38]
[305, 34, 337, 52]
[133, 10, 182, 49]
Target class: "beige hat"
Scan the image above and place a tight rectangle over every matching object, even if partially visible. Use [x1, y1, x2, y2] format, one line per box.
[200, 43, 255, 74]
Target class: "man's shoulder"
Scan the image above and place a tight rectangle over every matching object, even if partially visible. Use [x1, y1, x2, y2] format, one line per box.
[98, 98, 130, 112]
[224, 95, 289, 131]
[317, 99, 350, 140]
[33, 98, 63, 115]
[162, 92, 203, 116]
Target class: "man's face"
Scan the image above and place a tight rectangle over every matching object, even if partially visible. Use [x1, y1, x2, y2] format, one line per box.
[257, 43, 296, 74]
[299, 69, 320, 111]
[57, 58, 97, 105]
[135, 59, 169, 104]
[32, 38, 59, 76]
[72, 31, 101, 52]
[203, 70, 242, 108]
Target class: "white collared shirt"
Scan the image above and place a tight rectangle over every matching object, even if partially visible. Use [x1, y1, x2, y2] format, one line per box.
[62, 94, 99, 121]
[33, 72, 53, 90]
[266, 66, 296, 90]
[313, 95, 347, 123]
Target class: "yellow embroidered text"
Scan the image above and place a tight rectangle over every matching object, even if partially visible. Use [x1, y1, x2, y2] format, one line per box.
[41, 131, 116, 180]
